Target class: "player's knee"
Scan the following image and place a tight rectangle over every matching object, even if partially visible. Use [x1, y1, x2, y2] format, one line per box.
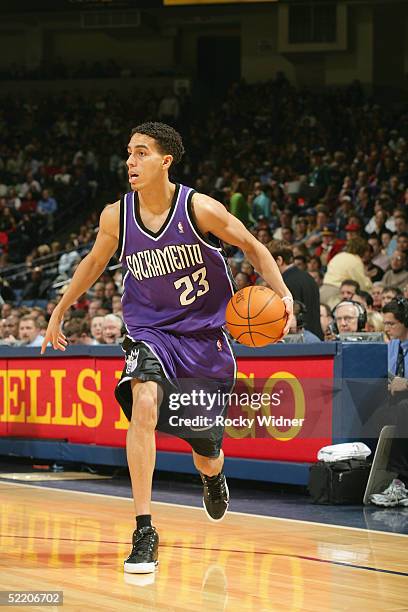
[131, 385, 158, 430]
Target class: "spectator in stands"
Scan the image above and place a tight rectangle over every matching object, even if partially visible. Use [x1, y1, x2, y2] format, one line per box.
[90, 315, 104, 344]
[21, 266, 48, 300]
[92, 282, 105, 302]
[1, 303, 12, 318]
[354, 290, 374, 312]
[101, 314, 123, 344]
[289, 301, 321, 343]
[382, 286, 403, 307]
[235, 272, 251, 290]
[112, 295, 123, 315]
[314, 224, 345, 266]
[382, 251, 408, 289]
[37, 189, 58, 230]
[88, 299, 103, 318]
[157, 88, 180, 124]
[58, 241, 81, 277]
[320, 304, 333, 338]
[368, 234, 389, 271]
[1, 315, 20, 345]
[371, 282, 384, 311]
[103, 280, 116, 309]
[64, 319, 93, 345]
[229, 179, 251, 228]
[269, 241, 323, 339]
[18, 315, 43, 347]
[363, 244, 384, 282]
[381, 228, 394, 256]
[332, 301, 367, 335]
[252, 182, 271, 221]
[366, 311, 385, 334]
[396, 232, 408, 256]
[339, 279, 359, 301]
[320, 237, 372, 309]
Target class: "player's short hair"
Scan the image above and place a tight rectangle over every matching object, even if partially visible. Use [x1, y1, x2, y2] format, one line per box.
[131, 122, 185, 165]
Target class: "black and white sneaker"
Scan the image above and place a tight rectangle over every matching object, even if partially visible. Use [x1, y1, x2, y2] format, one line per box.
[124, 526, 159, 574]
[201, 472, 229, 521]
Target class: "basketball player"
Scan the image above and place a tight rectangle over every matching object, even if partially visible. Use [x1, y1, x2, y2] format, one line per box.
[41, 123, 293, 574]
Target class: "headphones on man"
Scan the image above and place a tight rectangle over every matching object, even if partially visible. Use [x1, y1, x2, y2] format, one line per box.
[331, 300, 367, 334]
[393, 296, 408, 327]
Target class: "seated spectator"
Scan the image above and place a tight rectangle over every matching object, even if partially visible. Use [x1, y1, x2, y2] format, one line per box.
[314, 224, 345, 266]
[88, 299, 103, 318]
[371, 282, 384, 311]
[18, 315, 43, 347]
[368, 234, 389, 271]
[362, 244, 384, 282]
[235, 272, 251, 290]
[340, 279, 359, 301]
[103, 280, 116, 309]
[366, 311, 385, 333]
[58, 241, 81, 277]
[229, 179, 251, 228]
[240, 261, 258, 284]
[91, 281, 105, 302]
[320, 303, 333, 339]
[90, 315, 104, 344]
[1, 314, 20, 345]
[112, 295, 123, 315]
[252, 182, 271, 221]
[288, 301, 321, 343]
[354, 289, 374, 312]
[380, 228, 394, 257]
[64, 319, 93, 345]
[101, 314, 123, 344]
[331, 300, 367, 336]
[382, 251, 408, 289]
[37, 189, 58, 230]
[309, 270, 323, 287]
[320, 237, 372, 309]
[293, 255, 307, 271]
[382, 286, 403, 307]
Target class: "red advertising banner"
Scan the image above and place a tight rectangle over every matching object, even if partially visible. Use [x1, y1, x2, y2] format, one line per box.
[0, 354, 334, 463]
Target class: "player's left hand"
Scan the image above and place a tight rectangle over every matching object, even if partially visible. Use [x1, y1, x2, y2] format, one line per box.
[389, 376, 408, 395]
[282, 298, 294, 336]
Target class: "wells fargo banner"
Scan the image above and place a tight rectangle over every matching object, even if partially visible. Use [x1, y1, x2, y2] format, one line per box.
[0, 354, 334, 463]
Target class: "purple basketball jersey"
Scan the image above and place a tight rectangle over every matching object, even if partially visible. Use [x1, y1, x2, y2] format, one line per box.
[119, 183, 235, 338]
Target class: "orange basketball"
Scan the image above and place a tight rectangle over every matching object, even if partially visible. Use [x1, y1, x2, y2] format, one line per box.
[225, 286, 288, 347]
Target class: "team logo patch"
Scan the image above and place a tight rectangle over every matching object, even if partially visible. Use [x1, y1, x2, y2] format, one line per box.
[217, 339, 222, 352]
[178, 221, 184, 233]
[126, 348, 140, 374]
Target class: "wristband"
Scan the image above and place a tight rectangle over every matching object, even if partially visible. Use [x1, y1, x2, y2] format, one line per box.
[281, 295, 294, 303]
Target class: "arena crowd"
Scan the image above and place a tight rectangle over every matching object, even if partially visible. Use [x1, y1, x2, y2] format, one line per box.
[1, 74, 408, 345]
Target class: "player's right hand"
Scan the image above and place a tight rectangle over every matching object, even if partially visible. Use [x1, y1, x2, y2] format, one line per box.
[41, 309, 68, 354]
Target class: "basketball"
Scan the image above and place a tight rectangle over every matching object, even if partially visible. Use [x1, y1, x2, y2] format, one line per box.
[225, 286, 288, 347]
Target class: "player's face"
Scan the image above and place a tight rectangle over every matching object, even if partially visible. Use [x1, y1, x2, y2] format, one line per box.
[127, 133, 172, 190]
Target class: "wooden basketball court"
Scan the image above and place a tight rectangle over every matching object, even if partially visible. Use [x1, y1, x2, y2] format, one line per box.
[0, 480, 407, 611]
